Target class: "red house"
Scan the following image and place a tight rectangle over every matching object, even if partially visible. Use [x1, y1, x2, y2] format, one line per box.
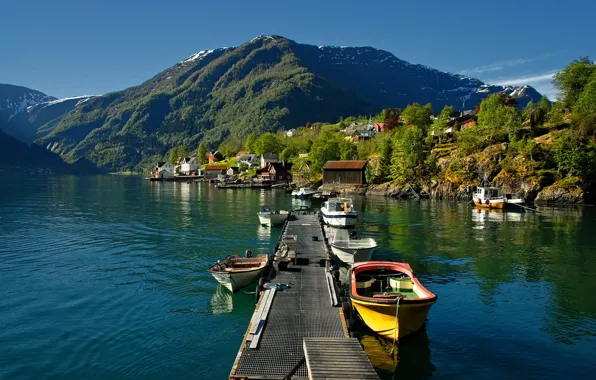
[257, 162, 292, 182]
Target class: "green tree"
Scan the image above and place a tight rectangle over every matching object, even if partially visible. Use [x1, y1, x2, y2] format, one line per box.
[575, 75, 596, 134]
[390, 127, 427, 183]
[538, 96, 552, 113]
[477, 94, 522, 139]
[553, 57, 596, 107]
[245, 134, 257, 153]
[522, 100, 536, 121]
[339, 140, 358, 160]
[402, 103, 433, 130]
[378, 135, 393, 181]
[168, 146, 187, 165]
[197, 142, 207, 163]
[310, 130, 342, 171]
[239, 162, 249, 172]
[429, 105, 453, 143]
[255, 133, 283, 156]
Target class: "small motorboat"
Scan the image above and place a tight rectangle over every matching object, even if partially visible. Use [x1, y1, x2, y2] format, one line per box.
[349, 261, 437, 341]
[331, 236, 378, 264]
[310, 190, 338, 204]
[208, 253, 268, 293]
[257, 205, 289, 227]
[321, 198, 357, 227]
[291, 187, 317, 199]
[473, 185, 523, 209]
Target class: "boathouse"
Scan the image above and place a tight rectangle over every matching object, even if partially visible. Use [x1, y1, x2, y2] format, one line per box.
[204, 165, 227, 180]
[323, 160, 367, 185]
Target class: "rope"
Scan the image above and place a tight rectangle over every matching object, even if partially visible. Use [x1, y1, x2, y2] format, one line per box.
[390, 296, 401, 355]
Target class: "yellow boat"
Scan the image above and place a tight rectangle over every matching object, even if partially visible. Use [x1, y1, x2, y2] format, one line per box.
[350, 261, 437, 341]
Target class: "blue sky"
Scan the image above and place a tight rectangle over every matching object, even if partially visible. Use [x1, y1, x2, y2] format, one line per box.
[2, 0, 594, 99]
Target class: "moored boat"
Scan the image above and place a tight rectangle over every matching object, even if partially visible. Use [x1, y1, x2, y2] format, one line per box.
[208, 253, 268, 293]
[321, 198, 357, 227]
[331, 237, 377, 263]
[473, 186, 523, 209]
[349, 261, 437, 340]
[257, 205, 289, 227]
[291, 187, 317, 199]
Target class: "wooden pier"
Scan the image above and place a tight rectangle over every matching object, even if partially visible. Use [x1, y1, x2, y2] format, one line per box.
[229, 212, 378, 380]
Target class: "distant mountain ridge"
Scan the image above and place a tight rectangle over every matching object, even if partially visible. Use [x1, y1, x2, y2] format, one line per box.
[7, 36, 543, 172]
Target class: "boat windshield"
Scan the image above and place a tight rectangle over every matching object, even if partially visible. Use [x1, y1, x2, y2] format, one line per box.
[260, 205, 271, 213]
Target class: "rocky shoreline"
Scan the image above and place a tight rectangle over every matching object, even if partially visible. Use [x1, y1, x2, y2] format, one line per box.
[315, 179, 590, 205]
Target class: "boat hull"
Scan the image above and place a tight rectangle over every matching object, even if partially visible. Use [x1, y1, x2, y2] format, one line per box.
[258, 212, 287, 227]
[473, 199, 523, 209]
[349, 261, 437, 341]
[331, 245, 373, 263]
[351, 298, 436, 340]
[322, 214, 357, 227]
[210, 267, 265, 293]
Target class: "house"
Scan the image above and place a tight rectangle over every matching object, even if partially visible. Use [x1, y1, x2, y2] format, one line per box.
[322, 160, 368, 185]
[298, 153, 309, 158]
[208, 151, 224, 163]
[154, 162, 175, 179]
[261, 153, 280, 168]
[237, 154, 259, 167]
[179, 157, 201, 175]
[344, 118, 376, 139]
[285, 128, 298, 137]
[204, 165, 227, 180]
[373, 123, 387, 133]
[227, 166, 239, 176]
[447, 111, 478, 131]
[257, 162, 292, 182]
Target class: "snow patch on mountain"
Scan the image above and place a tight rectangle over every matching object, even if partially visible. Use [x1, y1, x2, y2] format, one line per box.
[2, 91, 55, 121]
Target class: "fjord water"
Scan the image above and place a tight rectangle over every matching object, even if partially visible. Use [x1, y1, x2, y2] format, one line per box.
[0, 174, 595, 379]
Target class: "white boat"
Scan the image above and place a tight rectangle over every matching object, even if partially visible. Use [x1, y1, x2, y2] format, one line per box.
[208, 254, 268, 293]
[331, 237, 378, 264]
[257, 205, 289, 227]
[321, 198, 357, 227]
[473, 186, 524, 209]
[291, 187, 317, 199]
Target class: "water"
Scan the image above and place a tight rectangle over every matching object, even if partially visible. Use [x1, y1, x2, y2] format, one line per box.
[0, 174, 595, 379]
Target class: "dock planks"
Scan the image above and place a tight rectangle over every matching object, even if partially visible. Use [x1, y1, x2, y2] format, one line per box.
[229, 212, 376, 379]
[303, 338, 379, 380]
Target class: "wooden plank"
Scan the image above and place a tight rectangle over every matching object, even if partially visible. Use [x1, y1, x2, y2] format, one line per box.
[249, 288, 276, 349]
[325, 272, 338, 306]
[248, 289, 273, 335]
[303, 338, 379, 380]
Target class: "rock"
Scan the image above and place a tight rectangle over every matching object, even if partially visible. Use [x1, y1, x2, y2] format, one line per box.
[535, 178, 584, 204]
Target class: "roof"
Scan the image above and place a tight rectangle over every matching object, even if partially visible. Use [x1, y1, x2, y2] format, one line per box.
[204, 165, 227, 170]
[261, 153, 279, 160]
[157, 161, 167, 167]
[238, 154, 257, 160]
[269, 162, 292, 171]
[323, 160, 367, 170]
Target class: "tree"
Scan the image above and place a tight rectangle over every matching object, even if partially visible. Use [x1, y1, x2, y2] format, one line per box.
[390, 127, 427, 183]
[168, 146, 187, 165]
[402, 103, 433, 132]
[218, 136, 243, 158]
[522, 100, 536, 121]
[239, 162, 249, 172]
[538, 96, 552, 113]
[575, 75, 596, 135]
[245, 134, 257, 153]
[553, 57, 596, 107]
[309, 130, 342, 171]
[378, 135, 393, 181]
[477, 94, 522, 139]
[255, 133, 283, 156]
[429, 105, 453, 143]
[197, 142, 207, 163]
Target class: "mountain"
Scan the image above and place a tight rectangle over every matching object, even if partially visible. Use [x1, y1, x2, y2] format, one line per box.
[36, 35, 544, 172]
[0, 84, 55, 122]
[0, 83, 95, 144]
[0, 126, 100, 173]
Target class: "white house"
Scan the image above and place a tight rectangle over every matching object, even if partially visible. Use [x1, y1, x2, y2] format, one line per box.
[155, 162, 175, 178]
[261, 153, 280, 168]
[179, 157, 201, 175]
[238, 154, 259, 167]
[285, 128, 298, 137]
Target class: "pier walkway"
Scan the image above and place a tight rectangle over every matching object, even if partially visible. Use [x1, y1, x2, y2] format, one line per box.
[229, 212, 378, 379]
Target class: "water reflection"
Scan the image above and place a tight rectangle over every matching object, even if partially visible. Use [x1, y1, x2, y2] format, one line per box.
[209, 284, 234, 315]
[361, 330, 435, 380]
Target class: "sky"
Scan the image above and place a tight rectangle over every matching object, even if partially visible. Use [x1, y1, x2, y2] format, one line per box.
[1, 0, 594, 100]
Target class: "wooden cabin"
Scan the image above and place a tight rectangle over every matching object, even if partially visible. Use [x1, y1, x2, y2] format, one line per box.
[322, 160, 367, 185]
